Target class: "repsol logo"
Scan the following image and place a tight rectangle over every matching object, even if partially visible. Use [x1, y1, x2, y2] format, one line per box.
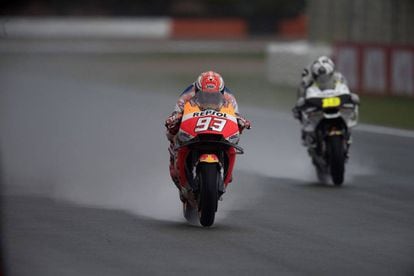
[193, 110, 227, 118]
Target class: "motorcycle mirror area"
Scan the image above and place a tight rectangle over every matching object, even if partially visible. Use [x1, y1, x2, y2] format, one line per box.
[351, 93, 360, 105]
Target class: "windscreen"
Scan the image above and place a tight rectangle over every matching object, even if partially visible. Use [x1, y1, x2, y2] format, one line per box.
[194, 91, 224, 110]
[315, 74, 335, 90]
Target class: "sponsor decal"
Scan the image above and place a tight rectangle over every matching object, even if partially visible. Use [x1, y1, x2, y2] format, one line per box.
[322, 97, 341, 108]
[193, 110, 227, 118]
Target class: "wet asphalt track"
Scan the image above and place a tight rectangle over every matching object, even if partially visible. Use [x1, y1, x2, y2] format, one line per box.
[1, 54, 414, 275]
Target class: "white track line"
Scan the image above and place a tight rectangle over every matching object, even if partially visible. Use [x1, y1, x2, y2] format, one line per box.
[356, 124, 414, 139]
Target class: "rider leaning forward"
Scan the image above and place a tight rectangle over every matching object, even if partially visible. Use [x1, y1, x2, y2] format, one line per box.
[164, 71, 251, 188]
[292, 56, 360, 146]
[292, 55, 360, 121]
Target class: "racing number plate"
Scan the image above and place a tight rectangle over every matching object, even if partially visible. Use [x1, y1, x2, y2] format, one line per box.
[322, 97, 341, 108]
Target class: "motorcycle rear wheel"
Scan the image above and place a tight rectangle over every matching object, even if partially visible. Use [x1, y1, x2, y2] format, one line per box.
[198, 163, 219, 227]
[327, 135, 345, 185]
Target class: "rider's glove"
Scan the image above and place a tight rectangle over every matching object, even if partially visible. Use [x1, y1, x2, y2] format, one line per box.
[237, 115, 251, 133]
[165, 112, 183, 135]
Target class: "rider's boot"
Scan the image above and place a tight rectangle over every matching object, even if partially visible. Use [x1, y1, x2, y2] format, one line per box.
[167, 133, 187, 202]
[169, 156, 186, 202]
[301, 130, 306, 146]
[169, 156, 180, 188]
[302, 131, 317, 148]
[345, 135, 352, 160]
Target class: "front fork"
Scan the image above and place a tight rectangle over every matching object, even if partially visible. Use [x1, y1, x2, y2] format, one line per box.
[197, 154, 225, 196]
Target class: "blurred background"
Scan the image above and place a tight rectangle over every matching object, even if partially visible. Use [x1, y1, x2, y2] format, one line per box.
[1, 0, 413, 126]
[1, 1, 414, 275]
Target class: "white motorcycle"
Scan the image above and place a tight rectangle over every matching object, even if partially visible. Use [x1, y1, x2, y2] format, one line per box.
[299, 83, 359, 185]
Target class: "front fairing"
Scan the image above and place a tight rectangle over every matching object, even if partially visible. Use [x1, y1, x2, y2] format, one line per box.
[302, 85, 359, 132]
[174, 101, 243, 190]
[177, 101, 240, 146]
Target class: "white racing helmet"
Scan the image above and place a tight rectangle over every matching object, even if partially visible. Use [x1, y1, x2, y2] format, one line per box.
[311, 56, 335, 89]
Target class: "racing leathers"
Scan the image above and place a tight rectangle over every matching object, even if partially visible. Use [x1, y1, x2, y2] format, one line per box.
[165, 83, 250, 187]
[292, 67, 360, 147]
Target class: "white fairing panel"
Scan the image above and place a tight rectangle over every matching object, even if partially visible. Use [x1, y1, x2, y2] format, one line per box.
[305, 83, 350, 99]
[302, 83, 357, 132]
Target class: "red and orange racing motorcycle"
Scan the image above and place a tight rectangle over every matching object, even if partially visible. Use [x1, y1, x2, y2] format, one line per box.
[171, 92, 245, 227]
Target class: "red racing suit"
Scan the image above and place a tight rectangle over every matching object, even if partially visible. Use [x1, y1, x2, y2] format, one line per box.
[165, 83, 250, 187]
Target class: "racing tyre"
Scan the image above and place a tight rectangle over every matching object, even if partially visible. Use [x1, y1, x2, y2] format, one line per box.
[327, 135, 345, 186]
[198, 163, 219, 227]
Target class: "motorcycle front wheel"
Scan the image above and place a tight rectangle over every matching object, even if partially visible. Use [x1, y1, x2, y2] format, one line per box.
[197, 163, 220, 227]
[327, 135, 345, 185]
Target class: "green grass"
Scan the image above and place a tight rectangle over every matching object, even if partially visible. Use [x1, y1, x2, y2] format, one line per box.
[213, 74, 414, 130]
[11, 52, 412, 130]
[151, 71, 414, 130]
[358, 95, 414, 130]
[82, 53, 414, 131]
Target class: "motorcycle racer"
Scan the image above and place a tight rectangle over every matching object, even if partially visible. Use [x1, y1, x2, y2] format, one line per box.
[165, 71, 251, 190]
[293, 56, 359, 120]
[292, 56, 359, 139]
[291, 56, 360, 185]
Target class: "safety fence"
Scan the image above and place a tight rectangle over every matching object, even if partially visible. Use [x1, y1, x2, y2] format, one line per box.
[334, 43, 414, 97]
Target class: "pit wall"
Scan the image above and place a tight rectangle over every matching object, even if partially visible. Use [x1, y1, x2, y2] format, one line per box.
[0, 16, 306, 39]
